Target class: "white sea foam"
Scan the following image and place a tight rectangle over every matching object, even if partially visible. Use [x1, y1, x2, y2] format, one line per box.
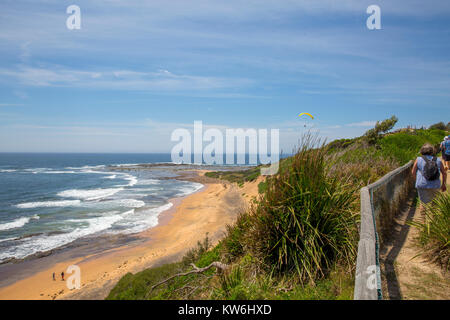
[41, 170, 78, 174]
[57, 188, 123, 201]
[136, 179, 160, 186]
[0, 215, 39, 231]
[177, 182, 204, 197]
[119, 174, 138, 187]
[115, 174, 138, 187]
[0, 201, 172, 262]
[104, 175, 117, 179]
[23, 168, 51, 174]
[113, 199, 145, 208]
[0, 217, 30, 231]
[117, 203, 173, 234]
[84, 199, 145, 209]
[80, 169, 112, 175]
[0, 237, 19, 243]
[125, 176, 138, 187]
[114, 163, 140, 167]
[0, 213, 123, 262]
[65, 165, 106, 170]
[84, 165, 106, 169]
[16, 200, 81, 209]
[0, 169, 16, 173]
[121, 209, 136, 216]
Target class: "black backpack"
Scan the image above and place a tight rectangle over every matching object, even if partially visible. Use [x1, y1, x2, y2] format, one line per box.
[422, 156, 440, 181]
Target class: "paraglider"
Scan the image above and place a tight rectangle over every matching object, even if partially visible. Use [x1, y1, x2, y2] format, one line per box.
[298, 113, 314, 127]
[298, 113, 314, 120]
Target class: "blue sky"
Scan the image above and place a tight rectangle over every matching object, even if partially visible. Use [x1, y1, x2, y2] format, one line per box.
[0, 0, 449, 153]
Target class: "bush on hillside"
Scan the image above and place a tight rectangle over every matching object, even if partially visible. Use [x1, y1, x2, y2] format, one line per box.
[429, 122, 447, 131]
[244, 135, 358, 283]
[364, 116, 398, 145]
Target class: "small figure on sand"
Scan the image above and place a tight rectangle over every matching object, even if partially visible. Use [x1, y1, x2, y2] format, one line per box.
[52, 272, 55, 281]
[61, 271, 65, 281]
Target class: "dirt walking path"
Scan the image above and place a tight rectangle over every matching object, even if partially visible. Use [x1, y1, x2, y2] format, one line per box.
[380, 172, 449, 300]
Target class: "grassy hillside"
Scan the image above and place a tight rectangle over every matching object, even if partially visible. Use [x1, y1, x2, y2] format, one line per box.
[107, 122, 449, 301]
[204, 165, 262, 187]
[379, 129, 446, 164]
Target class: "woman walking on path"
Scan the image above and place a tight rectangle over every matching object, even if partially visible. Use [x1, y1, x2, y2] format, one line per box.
[412, 143, 447, 206]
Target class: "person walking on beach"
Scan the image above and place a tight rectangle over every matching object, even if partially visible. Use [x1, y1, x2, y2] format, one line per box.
[61, 271, 64, 281]
[440, 136, 450, 171]
[412, 143, 447, 207]
[52, 272, 55, 281]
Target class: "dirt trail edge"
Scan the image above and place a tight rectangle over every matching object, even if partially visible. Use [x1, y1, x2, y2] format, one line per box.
[379, 172, 449, 300]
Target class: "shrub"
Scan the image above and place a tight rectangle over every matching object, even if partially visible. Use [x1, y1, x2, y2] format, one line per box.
[246, 135, 359, 283]
[181, 233, 211, 266]
[410, 193, 450, 271]
[429, 122, 447, 131]
[221, 212, 253, 262]
[364, 116, 398, 145]
[258, 181, 268, 194]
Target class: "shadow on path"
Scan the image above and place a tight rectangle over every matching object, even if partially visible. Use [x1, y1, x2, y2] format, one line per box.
[379, 196, 418, 300]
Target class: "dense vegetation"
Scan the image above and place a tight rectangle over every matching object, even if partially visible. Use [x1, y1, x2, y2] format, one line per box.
[107, 119, 449, 300]
[232, 137, 359, 283]
[204, 165, 262, 187]
[410, 193, 450, 271]
[429, 121, 450, 131]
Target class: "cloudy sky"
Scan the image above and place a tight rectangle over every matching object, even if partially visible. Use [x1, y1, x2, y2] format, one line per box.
[0, 0, 449, 152]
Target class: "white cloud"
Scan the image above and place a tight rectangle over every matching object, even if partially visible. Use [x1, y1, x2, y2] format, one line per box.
[346, 121, 376, 127]
[0, 65, 252, 92]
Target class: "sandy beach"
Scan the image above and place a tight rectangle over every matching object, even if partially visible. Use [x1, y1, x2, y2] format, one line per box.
[0, 170, 261, 300]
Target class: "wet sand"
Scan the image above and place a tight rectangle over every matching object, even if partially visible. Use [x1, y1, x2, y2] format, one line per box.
[0, 171, 248, 300]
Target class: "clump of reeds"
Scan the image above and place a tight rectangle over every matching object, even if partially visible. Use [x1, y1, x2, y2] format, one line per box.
[246, 134, 359, 283]
[410, 193, 450, 271]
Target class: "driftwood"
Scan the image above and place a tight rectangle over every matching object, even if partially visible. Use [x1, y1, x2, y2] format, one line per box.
[145, 262, 229, 298]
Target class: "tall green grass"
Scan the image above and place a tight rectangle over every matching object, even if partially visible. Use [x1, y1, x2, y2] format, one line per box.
[245, 136, 359, 282]
[410, 193, 450, 271]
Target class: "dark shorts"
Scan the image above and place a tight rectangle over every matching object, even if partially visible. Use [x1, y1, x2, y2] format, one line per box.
[443, 153, 450, 161]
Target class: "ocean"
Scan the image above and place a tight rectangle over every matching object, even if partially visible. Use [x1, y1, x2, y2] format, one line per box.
[0, 153, 205, 263]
